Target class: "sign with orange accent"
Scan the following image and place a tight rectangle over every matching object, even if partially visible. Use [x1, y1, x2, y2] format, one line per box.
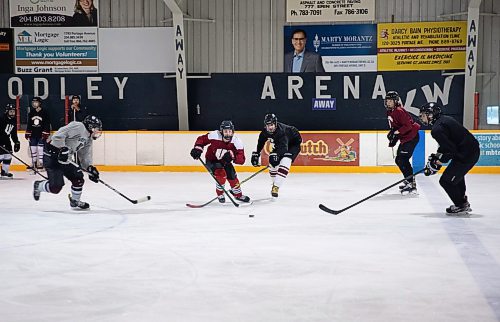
[261, 133, 359, 166]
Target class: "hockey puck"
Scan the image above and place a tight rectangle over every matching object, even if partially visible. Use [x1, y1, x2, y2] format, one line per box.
[249, 214, 254, 218]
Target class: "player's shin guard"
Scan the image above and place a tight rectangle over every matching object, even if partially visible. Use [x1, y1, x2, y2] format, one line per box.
[228, 178, 250, 202]
[71, 185, 83, 201]
[273, 157, 292, 188]
[214, 168, 227, 196]
[30, 145, 38, 168]
[0, 154, 12, 176]
[269, 167, 278, 183]
[37, 145, 44, 167]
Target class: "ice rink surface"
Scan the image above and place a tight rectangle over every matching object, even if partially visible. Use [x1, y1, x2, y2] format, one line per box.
[1, 170, 500, 322]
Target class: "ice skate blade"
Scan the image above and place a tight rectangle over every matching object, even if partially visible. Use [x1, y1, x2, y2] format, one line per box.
[446, 211, 471, 217]
[400, 190, 419, 196]
[71, 207, 90, 211]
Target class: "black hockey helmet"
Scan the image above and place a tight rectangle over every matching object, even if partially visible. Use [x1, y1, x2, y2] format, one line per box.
[83, 115, 103, 140]
[71, 95, 81, 101]
[264, 113, 277, 134]
[5, 103, 16, 119]
[220, 120, 235, 140]
[419, 102, 442, 126]
[384, 91, 400, 109]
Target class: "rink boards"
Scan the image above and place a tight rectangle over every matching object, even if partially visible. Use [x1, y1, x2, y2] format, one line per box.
[10, 130, 500, 173]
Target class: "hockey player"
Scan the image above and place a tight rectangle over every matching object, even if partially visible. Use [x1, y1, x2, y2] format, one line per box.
[0, 104, 21, 179]
[33, 115, 102, 209]
[385, 91, 421, 194]
[420, 102, 480, 215]
[190, 120, 250, 203]
[68, 95, 88, 123]
[26, 97, 51, 170]
[251, 114, 302, 198]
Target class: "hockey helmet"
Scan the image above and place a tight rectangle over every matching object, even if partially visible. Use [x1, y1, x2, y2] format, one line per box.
[5, 104, 16, 119]
[220, 120, 235, 141]
[83, 115, 103, 140]
[384, 91, 400, 110]
[264, 113, 277, 134]
[419, 102, 442, 126]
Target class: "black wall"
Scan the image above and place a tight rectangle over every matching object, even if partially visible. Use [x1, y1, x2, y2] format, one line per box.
[187, 72, 464, 131]
[0, 71, 464, 131]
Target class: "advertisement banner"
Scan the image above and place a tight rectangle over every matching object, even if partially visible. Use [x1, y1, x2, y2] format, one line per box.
[474, 134, 500, 166]
[14, 27, 98, 74]
[286, 0, 375, 23]
[10, 0, 99, 27]
[377, 21, 467, 71]
[0, 29, 14, 74]
[260, 133, 360, 166]
[284, 24, 377, 72]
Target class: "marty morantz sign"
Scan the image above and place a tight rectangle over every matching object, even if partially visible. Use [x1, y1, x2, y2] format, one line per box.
[286, 0, 375, 23]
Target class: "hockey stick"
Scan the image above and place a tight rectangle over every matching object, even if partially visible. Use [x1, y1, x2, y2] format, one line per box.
[0, 145, 48, 179]
[319, 168, 426, 215]
[69, 161, 151, 204]
[198, 158, 239, 207]
[186, 165, 270, 208]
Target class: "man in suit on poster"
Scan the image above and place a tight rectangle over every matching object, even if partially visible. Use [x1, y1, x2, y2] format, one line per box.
[284, 29, 325, 73]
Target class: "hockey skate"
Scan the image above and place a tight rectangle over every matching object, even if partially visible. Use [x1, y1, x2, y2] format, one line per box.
[446, 202, 472, 216]
[33, 180, 43, 201]
[400, 179, 417, 195]
[0, 169, 13, 179]
[68, 194, 90, 210]
[235, 195, 251, 203]
[217, 194, 226, 203]
[271, 185, 279, 198]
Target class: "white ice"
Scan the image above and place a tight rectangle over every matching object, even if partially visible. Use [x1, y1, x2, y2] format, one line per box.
[1, 171, 500, 322]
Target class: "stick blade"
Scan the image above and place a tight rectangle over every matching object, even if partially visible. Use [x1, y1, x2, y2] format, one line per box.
[186, 203, 205, 208]
[319, 204, 341, 215]
[133, 196, 151, 204]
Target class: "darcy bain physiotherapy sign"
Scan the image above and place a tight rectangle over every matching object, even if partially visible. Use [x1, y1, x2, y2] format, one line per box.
[10, 0, 99, 27]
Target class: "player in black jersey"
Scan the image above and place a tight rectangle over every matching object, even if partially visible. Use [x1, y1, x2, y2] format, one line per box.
[251, 114, 302, 198]
[26, 97, 51, 170]
[420, 102, 480, 215]
[0, 104, 20, 179]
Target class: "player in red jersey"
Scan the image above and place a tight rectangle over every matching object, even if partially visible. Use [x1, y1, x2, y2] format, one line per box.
[190, 120, 250, 203]
[385, 91, 421, 194]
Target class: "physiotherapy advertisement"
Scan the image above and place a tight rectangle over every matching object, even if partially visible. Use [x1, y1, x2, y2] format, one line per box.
[377, 21, 467, 71]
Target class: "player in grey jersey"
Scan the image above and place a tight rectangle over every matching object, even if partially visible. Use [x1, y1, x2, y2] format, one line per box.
[33, 115, 102, 209]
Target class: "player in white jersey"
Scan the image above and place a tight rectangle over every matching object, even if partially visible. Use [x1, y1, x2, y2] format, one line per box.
[33, 115, 102, 209]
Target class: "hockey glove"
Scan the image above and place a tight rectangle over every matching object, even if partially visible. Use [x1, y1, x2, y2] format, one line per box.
[387, 128, 399, 147]
[87, 165, 100, 183]
[269, 152, 280, 167]
[431, 153, 444, 161]
[424, 154, 442, 176]
[14, 142, 20, 153]
[251, 152, 260, 167]
[25, 131, 31, 140]
[190, 146, 203, 160]
[222, 151, 233, 163]
[42, 131, 50, 140]
[58, 147, 70, 164]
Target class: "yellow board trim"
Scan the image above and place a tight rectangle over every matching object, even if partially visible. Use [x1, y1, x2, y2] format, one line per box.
[10, 164, 500, 173]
